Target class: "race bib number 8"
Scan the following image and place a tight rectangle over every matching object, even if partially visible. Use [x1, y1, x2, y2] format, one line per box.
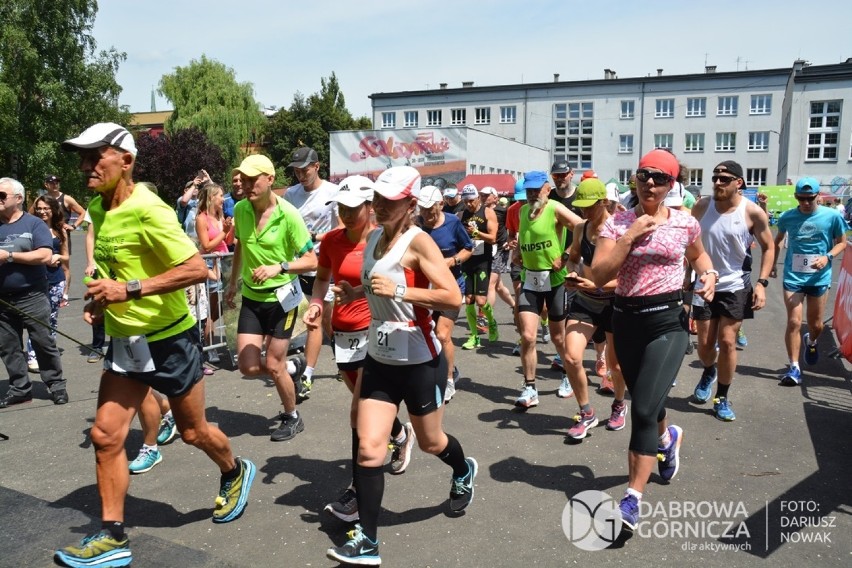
[792, 253, 819, 274]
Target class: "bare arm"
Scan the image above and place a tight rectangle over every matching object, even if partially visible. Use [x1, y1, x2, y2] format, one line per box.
[65, 195, 87, 229]
[0, 247, 51, 265]
[478, 207, 498, 244]
[196, 213, 227, 253]
[553, 201, 582, 231]
[86, 253, 207, 305]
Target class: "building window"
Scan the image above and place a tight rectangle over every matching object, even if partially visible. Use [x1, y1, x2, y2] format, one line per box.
[684, 133, 705, 153]
[654, 134, 673, 150]
[750, 94, 772, 115]
[381, 112, 396, 129]
[555, 102, 594, 169]
[500, 106, 517, 124]
[620, 100, 635, 119]
[474, 107, 491, 125]
[451, 108, 466, 125]
[746, 168, 767, 187]
[427, 109, 442, 126]
[618, 135, 633, 154]
[715, 132, 736, 152]
[686, 97, 706, 117]
[807, 100, 841, 160]
[403, 111, 418, 128]
[748, 131, 770, 151]
[688, 168, 703, 188]
[717, 96, 738, 116]
[655, 98, 675, 118]
[618, 169, 634, 185]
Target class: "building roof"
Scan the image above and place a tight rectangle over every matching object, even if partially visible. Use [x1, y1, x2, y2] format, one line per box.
[130, 111, 173, 128]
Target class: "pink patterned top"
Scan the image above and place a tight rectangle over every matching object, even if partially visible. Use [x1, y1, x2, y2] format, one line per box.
[600, 208, 701, 297]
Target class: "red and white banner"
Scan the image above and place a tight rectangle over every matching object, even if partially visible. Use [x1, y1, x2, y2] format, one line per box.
[833, 241, 852, 363]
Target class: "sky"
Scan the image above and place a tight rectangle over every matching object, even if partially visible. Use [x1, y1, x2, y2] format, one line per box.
[91, 0, 852, 119]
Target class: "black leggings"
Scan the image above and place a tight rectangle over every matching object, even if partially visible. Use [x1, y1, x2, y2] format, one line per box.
[612, 304, 688, 456]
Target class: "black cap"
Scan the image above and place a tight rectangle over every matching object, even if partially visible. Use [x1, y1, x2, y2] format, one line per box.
[551, 160, 571, 174]
[713, 160, 744, 179]
[287, 147, 319, 168]
[45, 175, 60, 183]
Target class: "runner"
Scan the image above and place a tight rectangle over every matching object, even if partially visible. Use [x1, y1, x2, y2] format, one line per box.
[326, 166, 477, 566]
[55, 123, 254, 567]
[591, 149, 717, 532]
[225, 154, 317, 442]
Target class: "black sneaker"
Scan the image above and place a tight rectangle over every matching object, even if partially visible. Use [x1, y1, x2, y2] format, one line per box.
[0, 391, 33, 408]
[270, 412, 304, 441]
[52, 389, 69, 405]
[449, 457, 478, 513]
[326, 524, 380, 566]
[324, 487, 359, 522]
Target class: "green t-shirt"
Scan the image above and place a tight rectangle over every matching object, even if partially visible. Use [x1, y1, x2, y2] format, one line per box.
[234, 195, 313, 302]
[89, 183, 198, 340]
[519, 200, 567, 287]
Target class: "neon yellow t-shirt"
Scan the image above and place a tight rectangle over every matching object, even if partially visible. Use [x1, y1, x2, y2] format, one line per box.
[519, 200, 567, 287]
[234, 195, 313, 302]
[89, 183, 198, 340]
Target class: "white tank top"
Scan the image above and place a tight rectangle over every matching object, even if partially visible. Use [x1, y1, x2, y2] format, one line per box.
[699, 198, 751, 293]
[362, 226, 441, 365]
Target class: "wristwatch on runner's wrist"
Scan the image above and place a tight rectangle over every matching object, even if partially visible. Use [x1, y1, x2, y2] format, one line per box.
[756, 278, 769, 288]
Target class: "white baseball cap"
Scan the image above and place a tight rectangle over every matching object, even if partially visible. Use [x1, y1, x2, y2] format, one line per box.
[664, 181, 685, 207]
[480, 186, 497, 196]
[328, 175, 374, 207]
[417, 185, 444, 208]
[605, 182, 621, 203]
[374, 166, 421, 200]
[61, 122, 137, 156]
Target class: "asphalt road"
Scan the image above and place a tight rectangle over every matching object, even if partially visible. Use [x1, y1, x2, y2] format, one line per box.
[1, 231, 850, 567]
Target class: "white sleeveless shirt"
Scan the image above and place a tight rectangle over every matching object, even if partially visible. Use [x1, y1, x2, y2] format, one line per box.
[362, 226, 441, 365]
[699, 197, 751, 293]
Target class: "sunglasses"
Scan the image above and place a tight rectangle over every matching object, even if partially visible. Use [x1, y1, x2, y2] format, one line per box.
[795, 195, 817, 202]
[635, 170, 672, 185]
[711, 175, 738, 184]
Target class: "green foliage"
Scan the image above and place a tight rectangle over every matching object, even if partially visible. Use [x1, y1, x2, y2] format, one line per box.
[0, 0, 129, 201]
[265, 73, 372, 185]
[159, 55, 265, 170]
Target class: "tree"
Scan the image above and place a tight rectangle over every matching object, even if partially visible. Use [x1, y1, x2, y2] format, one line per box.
[0, 0, 129, 200]
[159, 56, 265, 169]
[265, 73, 372, 185]
[134, 128, 227, 206]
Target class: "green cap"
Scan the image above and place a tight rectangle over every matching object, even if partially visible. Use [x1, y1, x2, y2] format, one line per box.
[572, 178, 607, 208]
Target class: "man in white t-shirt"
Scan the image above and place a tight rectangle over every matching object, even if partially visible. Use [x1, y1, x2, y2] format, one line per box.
[283, 147, 340, 398]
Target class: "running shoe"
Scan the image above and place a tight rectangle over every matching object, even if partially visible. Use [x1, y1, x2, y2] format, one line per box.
[326, 524, 380, 566]
[389, 422, 416, 474]
[713, 397, 736, 421]
[567, 409, 598, 439]
[595, 354, 607, 378]
[780, 365, 802, 386]
[271, 412, 304, 441]
[156, 414, 178, 445]
[449, 457, 478, 512]
[515, 384, 539, 408]
[693, 365, 717, 403]
[213, 457, 256, 523]
[657, 425, 683, 482]
[444, 379, 456, 403]
[476, 313, 488, 333]
[606, 400, 628, 431]
[87, 347, 105, 364]
[803, 332, 819, 365]
[619, 494, 639, 532]
[599, 372, 615, 394]
[550, 354, 563, 371]
[324, 487, 359, 522]
[462, 335, 480, 350]
[54, 529, 131, 568]
[297, 374, 313, 400]
[736, 328, 748, 347]
[128, 447, 162, 475]
[557, 375, 574, 398]
[512, 341, 521, 356]
[488, 320, 499, 342]
[27, 357, 39, 373]
[541, 323, 551, 344]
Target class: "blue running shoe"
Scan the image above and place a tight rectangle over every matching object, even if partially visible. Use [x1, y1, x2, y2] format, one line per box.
[326, 524, 380, 566]
[213, 458, 256, 523]
[550, 354, 563, 371]
[713, 397, 736, 421]
[803, 332, 819, 365]
[657, 425, 683, 482]
[54, 530, 131, 568]
[736, 328, 748, 347]
[619, 494, 639, 532]
[693, 366, 717, 403]
[156, 413, 178, 445]
[128, 447, 162, 475]
[780, 365, 802, 386]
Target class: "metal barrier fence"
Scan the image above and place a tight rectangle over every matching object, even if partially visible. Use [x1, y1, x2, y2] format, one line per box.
[187, 252, 233, 369]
